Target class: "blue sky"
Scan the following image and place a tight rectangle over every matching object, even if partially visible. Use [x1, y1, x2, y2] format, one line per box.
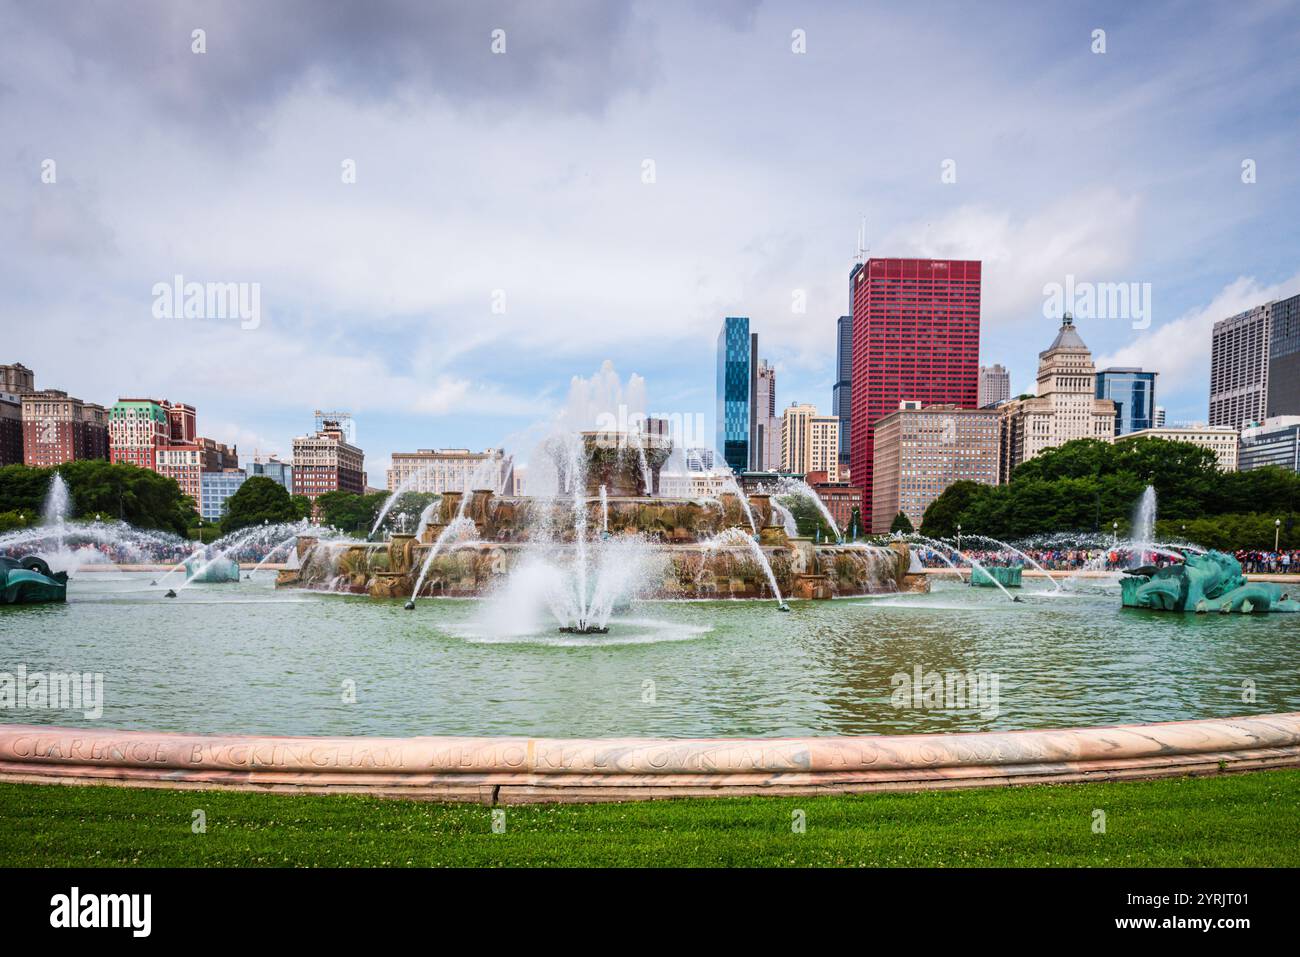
[3, 0, 1298, 486]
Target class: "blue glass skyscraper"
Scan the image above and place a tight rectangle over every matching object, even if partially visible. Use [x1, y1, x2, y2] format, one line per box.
[716, 316, 756, 473]
[1095, 368, 1158, 435]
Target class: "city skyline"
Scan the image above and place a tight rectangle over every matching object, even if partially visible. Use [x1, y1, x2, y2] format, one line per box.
[3, 1, 1299, 481]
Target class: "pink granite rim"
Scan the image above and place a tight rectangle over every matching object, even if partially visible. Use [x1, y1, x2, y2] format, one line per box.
[1, 714, 1298, 802]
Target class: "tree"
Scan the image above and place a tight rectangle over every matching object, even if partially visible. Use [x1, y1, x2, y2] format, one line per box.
[315, 490, 389, 535]
[221, 476, 300, 533]
[920, 480, 985, 537]
[0, 461, 194, 535]
[890, 510, 914, 534]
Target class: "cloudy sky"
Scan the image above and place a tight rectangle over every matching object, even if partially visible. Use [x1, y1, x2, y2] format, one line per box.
[3, 0, 1298, 485]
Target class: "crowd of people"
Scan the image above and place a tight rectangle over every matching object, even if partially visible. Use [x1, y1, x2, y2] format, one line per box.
[1234, 550, 1298, 574]
[916, 546, 1300, 574]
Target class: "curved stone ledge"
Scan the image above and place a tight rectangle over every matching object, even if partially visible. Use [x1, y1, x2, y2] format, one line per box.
[1, 714, 1297, 803]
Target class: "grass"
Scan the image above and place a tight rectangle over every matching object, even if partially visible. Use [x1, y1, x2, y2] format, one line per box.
[1, 770, 1298, 867]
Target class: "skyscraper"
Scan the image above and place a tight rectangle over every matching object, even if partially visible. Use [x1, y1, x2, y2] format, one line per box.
[715, 316, 755, 473]
[832, 313, 853, 474]
[1267, 293, 1300, 418]
[1095, 367, 1158, 435]
[754, 359, 780, 471]
[1210, 303, 1271, 429]
[978, 364, 1010, 408]
[998, 315, 1116, 478]
[780, 402, 839, 481]
[848, 258, 981, 517]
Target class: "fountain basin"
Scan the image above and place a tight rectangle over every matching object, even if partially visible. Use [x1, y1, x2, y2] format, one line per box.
[3, 714, 1297, 802]
[0, 557, 68, 604]
[1122, 550, 1300, 614]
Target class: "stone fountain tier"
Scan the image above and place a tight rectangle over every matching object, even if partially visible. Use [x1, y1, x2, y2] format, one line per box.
[548, 430, 674, 497]
[277, 519, 924, 601]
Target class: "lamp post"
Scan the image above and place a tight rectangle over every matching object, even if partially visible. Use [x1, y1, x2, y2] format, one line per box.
[956, 523, 962, 553]
[1113, 521, 1119, 547]
[1276, 518, 1282, 552]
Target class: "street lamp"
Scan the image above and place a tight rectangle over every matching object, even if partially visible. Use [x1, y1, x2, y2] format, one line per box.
[956, 523, 962, 553]
[1276, 518, 1282, 552]
[1113, 521, 1119, 546]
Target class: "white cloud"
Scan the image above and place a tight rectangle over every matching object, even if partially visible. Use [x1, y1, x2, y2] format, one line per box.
[1096, 269, 1300, 404]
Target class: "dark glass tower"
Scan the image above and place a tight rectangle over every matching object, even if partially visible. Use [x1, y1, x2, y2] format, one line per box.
[1095, 368, 1158, 435]
[832, 312, 853, 473]
[716, 316, 754, 473]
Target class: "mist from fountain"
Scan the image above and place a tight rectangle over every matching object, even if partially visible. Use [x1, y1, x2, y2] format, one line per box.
[773, 477, 841, 541]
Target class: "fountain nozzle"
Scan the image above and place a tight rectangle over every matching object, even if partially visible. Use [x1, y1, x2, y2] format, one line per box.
[778, 602, 791, 612]
[164, 589, 177, 598]
[403, 600, 415, 610]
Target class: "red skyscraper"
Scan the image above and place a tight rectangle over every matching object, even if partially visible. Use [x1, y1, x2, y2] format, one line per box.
[849, 258, 981, 522]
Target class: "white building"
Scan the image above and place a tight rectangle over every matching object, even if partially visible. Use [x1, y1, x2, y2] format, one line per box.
[386, 448, 512, 494]
[781, 403, 839, 481]
[1116, 425, 1239, 472]
[998, 315, 1116, 479]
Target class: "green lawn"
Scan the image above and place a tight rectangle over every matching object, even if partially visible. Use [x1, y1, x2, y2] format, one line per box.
[2, 770, 1298, 867]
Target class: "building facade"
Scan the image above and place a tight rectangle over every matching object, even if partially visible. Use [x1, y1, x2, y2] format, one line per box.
[1210, 303, 1272, 429]
[0, 392, 21, 467]
[386, 448, 511, 495]
[1266, 293, 1300, 420]
[848, 258, 981, 519]
[754, 359, 780, 471]
[998, 315, 1116, 480]
[832, 313, 853, 473]
[715, 316, 757, 473]
[804, 469, 863, 533]
[155, 438, 239, 506]
[246, 456, 294, 492]
[780, 403, 839, 481]
[0, 363, 35, 395]
[200, 468, 248, 523]
[1116, 425, 1239, 472]
[1239, 416, 1300, 473]
[1095, 367, 1158, 435]
[978, 364, 1011, 408]
[871, 404, 1000, 534]
[109, 399, 172, 470]
[21, 390, 109, 467]
[292, 419, 365, 499]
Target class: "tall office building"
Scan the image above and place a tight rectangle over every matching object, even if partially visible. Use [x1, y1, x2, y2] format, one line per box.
[849, 258, 981, 517]
[1210, 303, 1271, 429]
[0, 363, 30, 466]
[21, 390, 109, 467]
[978, 364, 1011, 408]
[872, 403, 1001, 533]
[1095, 367, 1158, 435]
[292, 416, 365, 499]
[998, 315, 1117, 478]
[1267, 293, 1300, 418]
[754, 360, 780, 471]
[1116, 425, 1239, 472]
[715, 316, 757, 473]
[780, 403, 839, 481]
[1154, 406, 1167, 427]
[832, 313, 853, 473]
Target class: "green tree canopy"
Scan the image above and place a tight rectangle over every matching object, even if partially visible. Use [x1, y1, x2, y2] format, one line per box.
[0, 461, 193, 535]
[890, 510, 914, 534]
[221, 476, 300, 533]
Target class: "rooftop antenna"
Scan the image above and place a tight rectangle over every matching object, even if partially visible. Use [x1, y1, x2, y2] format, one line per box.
[855, 217, 869, 264]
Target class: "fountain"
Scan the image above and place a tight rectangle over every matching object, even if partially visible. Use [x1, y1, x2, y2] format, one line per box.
[280, 432, 917, 617]
[1122, 550, 1299, 614]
